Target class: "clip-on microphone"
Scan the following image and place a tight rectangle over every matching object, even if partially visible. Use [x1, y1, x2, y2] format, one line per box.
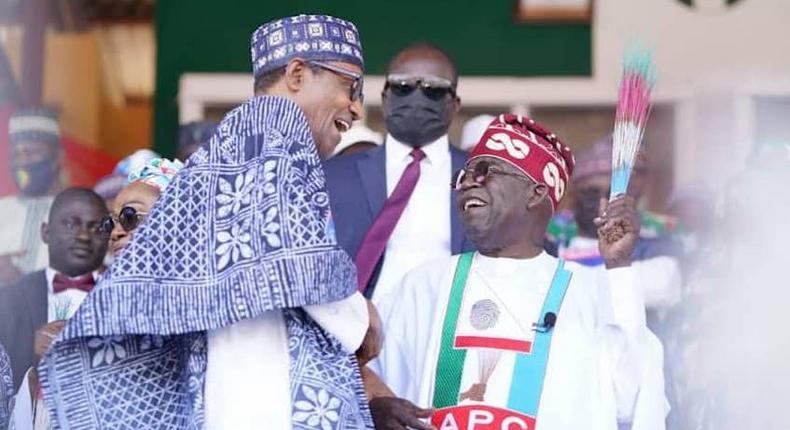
[532, 312, 557, 333]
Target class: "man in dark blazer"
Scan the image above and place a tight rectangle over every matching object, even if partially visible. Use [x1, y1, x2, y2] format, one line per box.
[0, 188, 108, 391]
[325, 42, 474, 301]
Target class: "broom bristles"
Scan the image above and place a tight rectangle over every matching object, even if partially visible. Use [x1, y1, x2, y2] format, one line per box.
[610, 46, 656, 199]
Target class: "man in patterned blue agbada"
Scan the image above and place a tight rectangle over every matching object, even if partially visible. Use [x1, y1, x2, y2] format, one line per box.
[39, 14, 377, 429]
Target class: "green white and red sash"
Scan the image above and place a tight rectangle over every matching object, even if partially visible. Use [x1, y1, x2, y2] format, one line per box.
[431, 252, 573, 430]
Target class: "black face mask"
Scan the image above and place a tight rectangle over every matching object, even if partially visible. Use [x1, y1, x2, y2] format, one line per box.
[12, 158, 58, 196]
[384, 89, 453, 148]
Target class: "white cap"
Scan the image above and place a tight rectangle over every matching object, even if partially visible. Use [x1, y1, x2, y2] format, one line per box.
[460, 114, 495, 152]
[332, 123, 384, 156]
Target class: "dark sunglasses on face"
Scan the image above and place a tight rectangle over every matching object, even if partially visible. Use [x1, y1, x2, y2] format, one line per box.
[99, 206, 149, 235]
[452, 160, 532, 190]
[385, 74, 456, 101]
[308, 60, 365, 103]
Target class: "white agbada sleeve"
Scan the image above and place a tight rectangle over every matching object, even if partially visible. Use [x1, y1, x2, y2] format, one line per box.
[305, 291, 369, 353]
[369, 256, 454, 403]
[599, 267, 668, 429]
[625, 332, 670, 430]
[632, 257, 682, 311]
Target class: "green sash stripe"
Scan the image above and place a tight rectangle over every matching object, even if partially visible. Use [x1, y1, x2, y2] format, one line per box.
[432, 252, 474, 408]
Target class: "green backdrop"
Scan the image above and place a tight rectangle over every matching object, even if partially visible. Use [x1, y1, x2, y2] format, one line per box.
[154, 0, 591, 156]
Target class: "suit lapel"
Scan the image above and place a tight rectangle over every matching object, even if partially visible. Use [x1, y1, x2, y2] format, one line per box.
[25, 270, 48, 328]
[356, 145, 387, 218]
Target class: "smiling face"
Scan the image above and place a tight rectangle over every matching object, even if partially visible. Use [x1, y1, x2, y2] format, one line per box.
[41, 190, 109, 277]
[457, 156, 551, 253]
[288, 60, 364, 159]
[110, 181, 160, 256]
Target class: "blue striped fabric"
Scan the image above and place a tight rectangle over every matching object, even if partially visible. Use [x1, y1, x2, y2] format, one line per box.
[39, 96, 372, 429]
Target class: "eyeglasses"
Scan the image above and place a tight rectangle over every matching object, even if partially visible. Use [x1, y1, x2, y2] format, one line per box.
[99, 206, 148, 235]
[453, 160, 532, 190]
[60, 218, 109, 238]
[308, 60, 365, 103]
[385, 74, 456, 101]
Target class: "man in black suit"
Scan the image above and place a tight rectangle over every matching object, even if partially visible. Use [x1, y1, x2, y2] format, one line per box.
[325, 42, 474, 301]
[0, 188, 108, 392]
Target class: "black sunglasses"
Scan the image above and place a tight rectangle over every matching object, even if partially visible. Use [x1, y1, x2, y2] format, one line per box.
[308, 60, 364, 103]
[100, 206, 148, 234]
[385, 74, 456, 101]
[453, 160, 532, 190]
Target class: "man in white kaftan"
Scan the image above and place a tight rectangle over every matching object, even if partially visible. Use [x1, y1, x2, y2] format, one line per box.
[369, 114, 667, 430]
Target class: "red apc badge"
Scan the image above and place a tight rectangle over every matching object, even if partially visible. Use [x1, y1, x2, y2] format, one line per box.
[431, 405, 536, 430]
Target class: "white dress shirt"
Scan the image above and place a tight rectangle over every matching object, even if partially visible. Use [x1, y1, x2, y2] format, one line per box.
[44, 268, 95, 321]
[372, 135, 453, 302]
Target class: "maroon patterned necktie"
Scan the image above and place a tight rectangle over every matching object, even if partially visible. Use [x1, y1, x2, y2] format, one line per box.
[52, 273, 95, 294]
[354, 148, 426, 292]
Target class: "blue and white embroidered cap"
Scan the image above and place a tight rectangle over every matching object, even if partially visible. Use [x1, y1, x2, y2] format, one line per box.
[251, 14, 364, 79]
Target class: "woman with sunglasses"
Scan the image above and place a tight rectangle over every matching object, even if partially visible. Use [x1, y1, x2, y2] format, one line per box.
[105, 158, 183, 256]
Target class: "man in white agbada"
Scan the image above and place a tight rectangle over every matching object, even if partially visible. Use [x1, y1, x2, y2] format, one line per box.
[0, 108, 63, 285]
[369, 115, 667, 430]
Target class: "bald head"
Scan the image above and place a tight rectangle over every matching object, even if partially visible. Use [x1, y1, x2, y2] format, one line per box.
[382, 43, 461, 147]
[49, 187, 106, 222]
[43, 187, 108, 276]
[387, 42, 458, 86]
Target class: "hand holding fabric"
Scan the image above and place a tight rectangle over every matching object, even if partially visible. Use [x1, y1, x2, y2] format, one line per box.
[31, 320, 66, 397]
[595, 195, 640, 269]
[33, 320, 66, 367]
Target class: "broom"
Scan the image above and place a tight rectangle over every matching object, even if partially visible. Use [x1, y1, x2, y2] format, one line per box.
[605, 46, 656, 243]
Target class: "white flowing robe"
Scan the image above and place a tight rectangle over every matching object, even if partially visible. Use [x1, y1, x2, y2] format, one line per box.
[205, 292, 370, 430]
[372, 252, 667, 430]
[0, 196, 51, 274]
